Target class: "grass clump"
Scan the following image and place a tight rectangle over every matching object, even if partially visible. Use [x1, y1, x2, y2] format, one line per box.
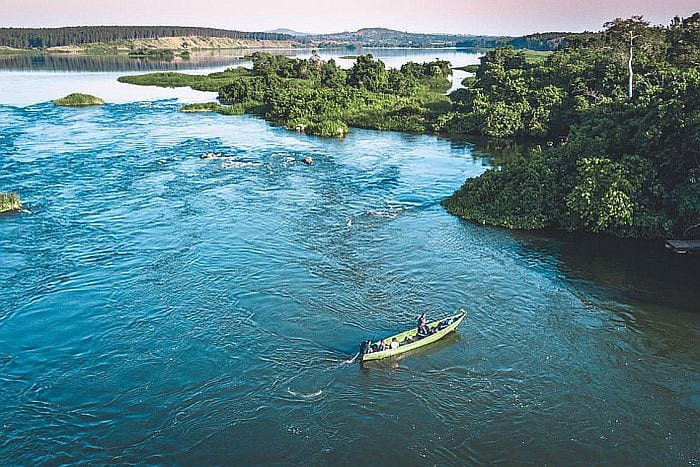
[179, 102, 223, 113]
[179, 102, 245, 115]
[128, 48, 175, 60]
[0, 192, 21, 213]
[117, 68, 252, 92]
[53, 93, 104, 107]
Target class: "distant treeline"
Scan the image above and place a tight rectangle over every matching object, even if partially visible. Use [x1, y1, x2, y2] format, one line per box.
[457, 32, 575, 51]
[0, 26, 292, 48]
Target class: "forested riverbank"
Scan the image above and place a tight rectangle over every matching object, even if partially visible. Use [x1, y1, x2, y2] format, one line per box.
[117, 13, 699, 240]
[443, 14, 700, 239]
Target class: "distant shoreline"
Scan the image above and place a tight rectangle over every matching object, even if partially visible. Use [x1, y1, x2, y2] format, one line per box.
[0, 43, 500, 57]
[0, 37, 297, 56]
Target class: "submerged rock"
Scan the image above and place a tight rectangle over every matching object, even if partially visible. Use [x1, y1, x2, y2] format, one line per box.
[222, 160, 262, 169]
[200, 152, 223, 159]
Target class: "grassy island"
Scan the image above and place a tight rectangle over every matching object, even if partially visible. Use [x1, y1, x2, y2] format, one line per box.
[0, 192, 21, 213]
[53, 93, 105, 107]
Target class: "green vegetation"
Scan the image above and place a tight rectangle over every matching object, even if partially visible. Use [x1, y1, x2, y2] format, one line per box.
[443, 13, 700, 239]
[116, 13, 699, 239]
[0, 26, 292, 48]
[52, 93, 105, 106]
[0, 192, 21, 213]
[218, 52, 452, 136]
[120, 52, 453, 137]
[128, 48, 175, 60]
[453, 51, 551, 73]
[179, 102, 222, 113]
[118, 67, 252, 90]
[520, 49, 553, 63]
[179, 102, 245, 115]
[456, 32, 572, 51]
[452, 64, 480, 73]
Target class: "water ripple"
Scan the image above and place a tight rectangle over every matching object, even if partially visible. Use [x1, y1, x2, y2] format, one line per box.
[0, 98, 698, 465]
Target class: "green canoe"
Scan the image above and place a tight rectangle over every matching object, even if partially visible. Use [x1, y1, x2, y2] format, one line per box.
[359, 310, 467, 362]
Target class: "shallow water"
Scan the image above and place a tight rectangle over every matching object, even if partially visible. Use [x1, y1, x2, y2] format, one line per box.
[0, 60, 698, 465]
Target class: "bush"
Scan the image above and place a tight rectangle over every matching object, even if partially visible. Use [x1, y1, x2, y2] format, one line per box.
[0, 192, 21, 213]
[179, 102, 222, 113]
[53, 93, 104, 107]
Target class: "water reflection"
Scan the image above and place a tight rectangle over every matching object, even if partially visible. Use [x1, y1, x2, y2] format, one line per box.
[0, 49, 286, 72]
[0, 47, 481, 73]
[511, 230, 700, 314]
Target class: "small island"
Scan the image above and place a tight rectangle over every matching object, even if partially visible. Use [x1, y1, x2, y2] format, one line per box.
[0, 192, 21, 213]
[52, 93, 105, 107]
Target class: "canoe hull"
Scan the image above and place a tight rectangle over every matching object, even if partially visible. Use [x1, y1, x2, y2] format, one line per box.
[359, 310, 467, 362]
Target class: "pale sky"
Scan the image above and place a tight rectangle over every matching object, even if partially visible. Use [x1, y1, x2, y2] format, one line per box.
[0, 0, 697, 36]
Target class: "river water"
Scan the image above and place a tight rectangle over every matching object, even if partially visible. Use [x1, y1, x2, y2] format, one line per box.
[0, 52, 698, 465]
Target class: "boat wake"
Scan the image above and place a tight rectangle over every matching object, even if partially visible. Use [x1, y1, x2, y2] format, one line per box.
[344, 352, 360, 364]
[287, 388, 324, 399]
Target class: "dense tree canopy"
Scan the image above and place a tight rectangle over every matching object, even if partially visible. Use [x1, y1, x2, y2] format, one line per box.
[443, 13, 700, 239]
[216, 53, 453, 136]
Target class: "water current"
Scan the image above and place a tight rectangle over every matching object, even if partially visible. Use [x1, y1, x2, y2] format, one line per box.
[0, 51, 698, 465]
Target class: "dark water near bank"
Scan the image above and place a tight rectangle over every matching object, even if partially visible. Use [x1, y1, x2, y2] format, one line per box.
[0, 75, 699, 464]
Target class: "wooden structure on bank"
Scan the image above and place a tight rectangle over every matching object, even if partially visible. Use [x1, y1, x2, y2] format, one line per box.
[665, 239, 700, 254]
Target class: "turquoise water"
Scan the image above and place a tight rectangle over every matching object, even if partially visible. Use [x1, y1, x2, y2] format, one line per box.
[0, 69, 699, 464]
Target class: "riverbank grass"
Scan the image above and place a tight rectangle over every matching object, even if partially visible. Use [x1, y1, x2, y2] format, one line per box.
[179, 102, 245, 115]
[0, 192, 21, 213]
[179, 102, 223, 113]
[118, 68, 251, 91]
[53, 93, 104, 107]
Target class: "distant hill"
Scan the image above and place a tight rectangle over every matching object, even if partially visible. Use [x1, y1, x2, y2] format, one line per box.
[456, 32, 572, 51]
[302, 27, 491, 47]
[0, 24, 573, 52]
[266, 28, 311, 37]
[296, 28, 570, 51]
[0, 26, 293, 48]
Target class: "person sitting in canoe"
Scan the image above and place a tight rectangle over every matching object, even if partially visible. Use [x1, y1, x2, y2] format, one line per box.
[360, 340, 373, 355]
[391, 337, 400, 349]
[417, 312, 429, 336]
[437, 317, 452, 331]
[377, 339, 388, 351]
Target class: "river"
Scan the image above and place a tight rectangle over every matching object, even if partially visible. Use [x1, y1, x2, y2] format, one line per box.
[0, 50, 698, 465]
